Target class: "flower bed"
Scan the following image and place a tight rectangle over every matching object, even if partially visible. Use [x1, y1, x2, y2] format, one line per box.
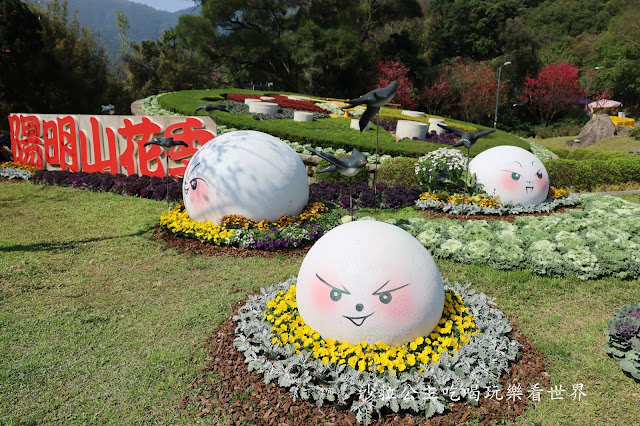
[310, 181, 422, 209]
[32, 170, 183, 201]
[0, 162, 40, 180]
[226, 93, 330, 113]
[159, 202, 341, 250]
[360, 194, 640, 280]
[606, 303, 640, 381]
[234, 277, 519, 423]
[415, 189, 580, 216]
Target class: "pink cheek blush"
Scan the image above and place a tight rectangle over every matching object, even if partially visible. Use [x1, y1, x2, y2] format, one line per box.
[376, 290, 414, 320]
[537, 175, 548, 189]
[189, 187, 211, 210]
[310, 277, 340, 312]
[499, 172, 521, 193]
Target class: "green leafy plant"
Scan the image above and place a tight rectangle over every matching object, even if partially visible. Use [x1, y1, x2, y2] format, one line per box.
[414, 148, 478, 195]
[606, 304, 640, 381]
[376, 157, 420, 187]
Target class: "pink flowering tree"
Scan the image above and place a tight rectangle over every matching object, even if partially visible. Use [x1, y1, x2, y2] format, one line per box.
[420, 73, 454, 115]
[523, 63, 582, 125]
[375, 59, 418, 110]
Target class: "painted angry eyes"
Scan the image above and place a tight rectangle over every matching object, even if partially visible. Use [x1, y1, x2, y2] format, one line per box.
[505, 169, 544, 181]
[316, 274, 409, 304]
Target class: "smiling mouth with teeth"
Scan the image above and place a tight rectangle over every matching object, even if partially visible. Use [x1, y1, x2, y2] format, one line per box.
[343, 313, 374, 326]
[525, 186, 534, 193]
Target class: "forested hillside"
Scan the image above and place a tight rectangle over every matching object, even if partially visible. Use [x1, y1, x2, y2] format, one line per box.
[2, 0, 639, 134]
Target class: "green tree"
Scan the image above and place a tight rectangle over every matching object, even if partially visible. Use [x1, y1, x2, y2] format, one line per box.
[425, 0, 524, 63]
[596, 5, 640, 113]
[1, 0, 129, 128]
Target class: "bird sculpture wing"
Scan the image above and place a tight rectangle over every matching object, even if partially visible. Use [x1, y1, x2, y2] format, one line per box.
[195, 103, 229, 113]
[350, 148, 367, 165]
[316, 164, 337, 174]
[474, 129, 496, 139]
[344, 89, 377, 109]
[194, 104, 210, 112]
[306, 147, 345, 169]
[437, 123, 465, 138]
[358, 106, 380, 132]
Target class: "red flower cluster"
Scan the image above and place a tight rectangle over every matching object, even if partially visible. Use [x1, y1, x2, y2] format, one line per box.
[226, 93, 329, 113]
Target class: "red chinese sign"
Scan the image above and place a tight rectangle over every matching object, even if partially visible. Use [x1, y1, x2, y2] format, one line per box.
[8, 114, 216, 178]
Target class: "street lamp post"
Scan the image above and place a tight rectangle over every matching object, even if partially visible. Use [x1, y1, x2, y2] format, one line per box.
[493, 61, 511, 129]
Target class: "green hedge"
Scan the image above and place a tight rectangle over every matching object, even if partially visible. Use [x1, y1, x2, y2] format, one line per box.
[546, 156, 640, 191]
[376, 157, 420, 187]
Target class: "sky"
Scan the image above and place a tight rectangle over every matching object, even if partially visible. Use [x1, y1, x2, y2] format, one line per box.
[130, 0, 198, 12]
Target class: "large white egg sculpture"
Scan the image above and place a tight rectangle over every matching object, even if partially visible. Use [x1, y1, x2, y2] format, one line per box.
[469, 145, 549, 205]
[183, 130, 309, 222]
[296, 220, 445, 345]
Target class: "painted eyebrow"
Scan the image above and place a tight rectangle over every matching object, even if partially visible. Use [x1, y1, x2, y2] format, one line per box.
[513, 161, 522, 167]
[316, 274, 351, 294]
[372, 280, 410, 295]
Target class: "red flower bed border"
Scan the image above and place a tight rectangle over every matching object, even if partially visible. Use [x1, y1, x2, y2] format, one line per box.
[226, 93, 330, 113]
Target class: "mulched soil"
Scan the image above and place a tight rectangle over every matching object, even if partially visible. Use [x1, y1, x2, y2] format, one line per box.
[180, 298, 550, 425]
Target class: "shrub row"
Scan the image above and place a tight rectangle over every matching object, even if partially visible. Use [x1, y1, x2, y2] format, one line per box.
[546, 156, 640, 191]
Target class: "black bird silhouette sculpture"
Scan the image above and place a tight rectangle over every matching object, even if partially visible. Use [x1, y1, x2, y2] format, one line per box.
[306, 147, 367, 177]
[345, 81, 399, 132]
[307, 147, 367, 214]
[195, 103, 229, 115]
[144, 136, 188, 149]
[436, 124, 495, 215]
[144, 137, 188, 209]
[437, 124, 495, 149]
[101, 104, 115, 115]
[345, 81, 399, 202]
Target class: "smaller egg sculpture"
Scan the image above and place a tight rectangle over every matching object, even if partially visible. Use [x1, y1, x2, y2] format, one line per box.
[469, 145, 549, 205]
[182, 130, 309, 223]
[296, 220, 445, 345]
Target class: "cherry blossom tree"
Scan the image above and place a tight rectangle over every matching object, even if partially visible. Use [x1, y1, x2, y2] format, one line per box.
[375, 59, 418, 109]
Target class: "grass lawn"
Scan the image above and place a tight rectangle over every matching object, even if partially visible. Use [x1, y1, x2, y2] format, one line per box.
[157, 89, 529, 158]
[536, 135, 640, 153]
[2, 180, 640, 424]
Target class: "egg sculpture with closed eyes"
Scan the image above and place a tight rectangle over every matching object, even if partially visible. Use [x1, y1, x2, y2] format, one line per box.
[182, 130, 309, 223]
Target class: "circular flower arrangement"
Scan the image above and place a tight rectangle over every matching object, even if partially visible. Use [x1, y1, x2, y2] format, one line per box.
[234, 278, 520, 423]
[266, 284, 479, 374]
[159, 201, 341, 250]
[415, 186, 579, 216]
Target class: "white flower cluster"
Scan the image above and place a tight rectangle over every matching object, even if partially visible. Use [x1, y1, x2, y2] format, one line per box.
[367, 194, 640, 280]
[285, 141, 392, 165]
[415, 148, 467, 176]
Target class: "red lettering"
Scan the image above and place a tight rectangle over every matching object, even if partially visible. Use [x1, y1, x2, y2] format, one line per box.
[117, 117, 162, 176]
[164, 117, 215, 177]
[8, 115, 21, 163]
[43, 120, 59, 165]
[79, 117, 119, 174]
[57, 116, 80, 172]
[17, 115, 44, 168]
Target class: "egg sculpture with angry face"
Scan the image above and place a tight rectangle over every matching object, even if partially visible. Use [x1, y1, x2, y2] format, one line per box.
[468, 145, 549, 205]
[296, 220, 445, 346]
